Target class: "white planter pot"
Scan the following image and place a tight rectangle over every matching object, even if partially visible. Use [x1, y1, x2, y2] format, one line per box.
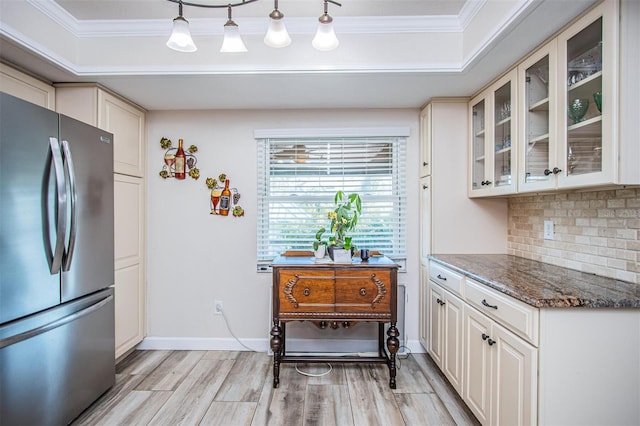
[314, 245, 326, 259]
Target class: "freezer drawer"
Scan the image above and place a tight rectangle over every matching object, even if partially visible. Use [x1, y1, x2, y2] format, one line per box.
[0, 288, 115, 426]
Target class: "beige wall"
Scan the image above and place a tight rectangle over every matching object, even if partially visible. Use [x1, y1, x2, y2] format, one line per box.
[508, 188, 640, 284]
[145, 108, 421, 350]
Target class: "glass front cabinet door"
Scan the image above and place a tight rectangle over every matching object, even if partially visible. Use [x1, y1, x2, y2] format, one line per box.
[556, 1, 616, 188]
[469, 69, 517, 197]
[518, 40, 557, 192]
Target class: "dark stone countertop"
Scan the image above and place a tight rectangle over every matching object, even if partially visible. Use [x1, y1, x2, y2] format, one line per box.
[429, 254, 640, 309]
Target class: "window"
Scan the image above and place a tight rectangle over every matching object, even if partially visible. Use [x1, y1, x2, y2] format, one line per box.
[256, 128, 408, 267]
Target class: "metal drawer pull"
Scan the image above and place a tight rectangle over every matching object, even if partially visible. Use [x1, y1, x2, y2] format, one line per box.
[436, 274, 447, 281]
[488, 338, 496, 346]
[436, 298, 445, 306]
[303, 288, 311, 296]
[481, 299, 498, 309]
[360, 288, 367, 296]
[482, 333, 489, 341]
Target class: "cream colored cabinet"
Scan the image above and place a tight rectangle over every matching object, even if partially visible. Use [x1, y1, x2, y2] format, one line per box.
[517, 40, 558, 192]
[55, 84, 146, 177]
[418, 266, 429, 349]
[56, 84, 147, 358]
[429, 281, 464, 395]
[468, 69, 518, 197]
[497, 1, 637, 195]
[114, 174, 145, 358]
[463, 304, 537, 426]
[419, 176, 430, 263]
[0, 63, 55, 109]
[419, 104, 431, 177]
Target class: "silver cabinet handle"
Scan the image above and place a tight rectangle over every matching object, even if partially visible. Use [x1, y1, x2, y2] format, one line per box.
[61, 140, 77, 271]
[47, 137, 67, 275]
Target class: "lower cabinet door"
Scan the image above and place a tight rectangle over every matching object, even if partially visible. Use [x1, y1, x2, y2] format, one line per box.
[443, 291, 464, 394]
[491, 324, 538, 426]
[427, 282, 444, 367]
[463, 305, 493, 425]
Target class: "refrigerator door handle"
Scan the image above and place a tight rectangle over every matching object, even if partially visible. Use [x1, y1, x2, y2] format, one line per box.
[61, 140, 77, 272]
[47, 137, 68, 275]
[0, 294, 113, 349]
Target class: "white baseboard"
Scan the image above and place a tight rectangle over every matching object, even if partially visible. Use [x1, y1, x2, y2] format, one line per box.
[137, 336, 425, 354]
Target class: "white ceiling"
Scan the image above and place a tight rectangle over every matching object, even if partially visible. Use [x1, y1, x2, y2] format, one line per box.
[0, 0, 597, 110]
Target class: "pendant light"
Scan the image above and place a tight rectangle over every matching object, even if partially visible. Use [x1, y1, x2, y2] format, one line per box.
[166, 0, 197, 52]
[220, 5, 248, 52]
[264, 0, 291, 48]
[312, 0, 340, 51]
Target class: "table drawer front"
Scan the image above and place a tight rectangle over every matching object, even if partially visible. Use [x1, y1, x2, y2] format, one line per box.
[335, 270, 391, 313]
[278, 269, 334, 313]
[465, 278, 539, 346]
[429, 262, 464, 296]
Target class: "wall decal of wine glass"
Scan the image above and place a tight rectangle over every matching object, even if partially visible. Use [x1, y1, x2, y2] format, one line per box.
[205, 173, 244, 217]
[158, 137, 200, 180]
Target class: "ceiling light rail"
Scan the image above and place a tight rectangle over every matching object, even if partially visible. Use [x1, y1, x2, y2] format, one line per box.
[166, 0, 342, 53]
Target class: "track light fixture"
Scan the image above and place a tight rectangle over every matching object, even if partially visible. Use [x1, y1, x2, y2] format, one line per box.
[166, 1, 197, 52]
[166, 0, 342, 53]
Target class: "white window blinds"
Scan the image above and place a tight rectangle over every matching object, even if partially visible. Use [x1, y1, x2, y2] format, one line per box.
[256, 130, 407, 263]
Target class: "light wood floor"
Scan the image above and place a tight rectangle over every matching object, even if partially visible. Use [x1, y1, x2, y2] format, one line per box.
[72, 350, 480, 425]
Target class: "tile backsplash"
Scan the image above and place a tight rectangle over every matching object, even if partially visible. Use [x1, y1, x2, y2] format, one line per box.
[507, 188, 640, 284]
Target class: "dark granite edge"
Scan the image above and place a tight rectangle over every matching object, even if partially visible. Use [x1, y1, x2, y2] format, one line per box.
[428, 255, 640, 309]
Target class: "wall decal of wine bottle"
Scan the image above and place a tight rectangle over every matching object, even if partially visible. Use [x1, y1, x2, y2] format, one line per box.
[159, 137, 200, 180]
[205, 173, 244, 217]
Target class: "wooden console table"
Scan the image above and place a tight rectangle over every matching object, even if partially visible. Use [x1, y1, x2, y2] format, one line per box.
[270, 255, 400, 389]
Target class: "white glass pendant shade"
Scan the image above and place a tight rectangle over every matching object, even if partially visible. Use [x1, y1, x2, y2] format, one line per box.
[167, 16, 197, 52]
[312, 21, 339, 51]
[220, 21, 248, 52]
[264, 17, 291, 48]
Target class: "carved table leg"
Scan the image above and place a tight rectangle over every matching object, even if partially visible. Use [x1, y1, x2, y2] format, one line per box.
[270, 320, 283, 388]
[386, 322, 400, 389]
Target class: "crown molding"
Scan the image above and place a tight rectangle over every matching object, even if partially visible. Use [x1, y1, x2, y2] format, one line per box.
[26, 0, 468, 38]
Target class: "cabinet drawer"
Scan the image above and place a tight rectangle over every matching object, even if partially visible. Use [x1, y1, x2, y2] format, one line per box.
[335, 270, 391, 313]
[465, 278, 539, 346]
[277, 269, 334, 313]
[430, 262, 464, 297]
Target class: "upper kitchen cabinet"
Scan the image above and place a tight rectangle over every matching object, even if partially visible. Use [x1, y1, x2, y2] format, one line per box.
[419, 104, 432, 177]
[555, 1, 616, 189]
[0, 63, 55, 110]
[517, 40, 558, 192]
[512, 1, 637, 194]
[469, 69, 517, 197]
[55, 84, 146, 177]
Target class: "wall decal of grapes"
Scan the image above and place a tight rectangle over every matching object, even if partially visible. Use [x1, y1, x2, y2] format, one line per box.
[206, 173, 244, 217]
[158, 137, 200, 180]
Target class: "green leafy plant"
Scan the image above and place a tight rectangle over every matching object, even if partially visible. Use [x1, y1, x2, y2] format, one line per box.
[325, 190, 362, 248]
[313, 227, 327, 251]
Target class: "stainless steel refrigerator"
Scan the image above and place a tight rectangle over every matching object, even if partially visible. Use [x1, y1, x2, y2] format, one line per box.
[0, 92, 116, 425]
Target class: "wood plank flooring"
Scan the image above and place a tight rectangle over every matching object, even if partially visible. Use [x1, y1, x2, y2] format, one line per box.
[71, 350, 479, 426]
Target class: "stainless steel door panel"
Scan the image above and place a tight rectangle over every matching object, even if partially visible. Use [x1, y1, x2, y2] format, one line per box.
[59, 115, 114, 302]
[0, 93, 61, 323]
[0, 288, 115, 425]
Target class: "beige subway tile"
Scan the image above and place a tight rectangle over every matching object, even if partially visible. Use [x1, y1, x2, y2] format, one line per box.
[607, 258, 626, 270]
[597, 190, 617, 199]
[589, 199, 607, 208]
[616, 209, 639, 218]
[616, 229, 638, 240]
[597, 209, 616, 218]
[607, 199, 626, 209]
[615, 188, 638, 198]
[589, 236, 608, 247]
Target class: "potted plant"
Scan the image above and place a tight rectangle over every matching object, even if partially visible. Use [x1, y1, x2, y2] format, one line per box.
[324, 190, 362, 260]
[313, 227, 328, 259]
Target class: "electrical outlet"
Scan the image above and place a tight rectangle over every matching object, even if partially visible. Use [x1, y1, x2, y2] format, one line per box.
[214, 300, 223, 315]
[544, 220, 554, 240]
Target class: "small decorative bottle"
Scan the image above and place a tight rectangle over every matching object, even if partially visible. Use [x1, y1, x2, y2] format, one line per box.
[219, 179, 231, 216]
[174, 139, 186, 180]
